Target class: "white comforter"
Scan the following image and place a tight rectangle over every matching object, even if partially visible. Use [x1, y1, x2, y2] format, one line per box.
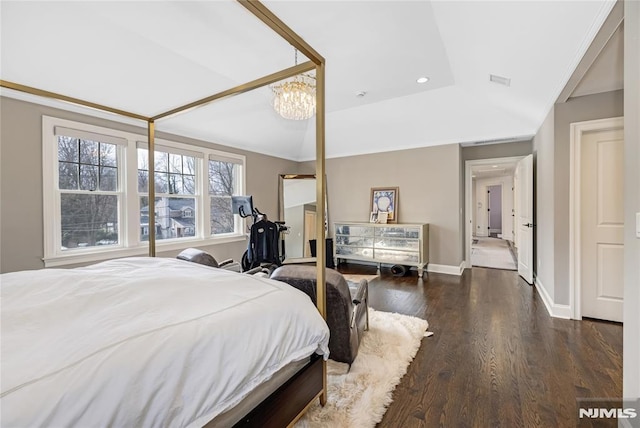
[0, 257, 329, 427]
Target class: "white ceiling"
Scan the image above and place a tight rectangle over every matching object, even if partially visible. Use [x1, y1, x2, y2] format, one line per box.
[471, 163, 517, 180]
[1, 0, 616, 161]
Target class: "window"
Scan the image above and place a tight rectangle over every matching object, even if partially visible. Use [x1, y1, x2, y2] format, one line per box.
[209, 157, 242, 235]
[137, 144, 200, 241]
[43, 117, 246, 266]
[53, 128, 125, 251]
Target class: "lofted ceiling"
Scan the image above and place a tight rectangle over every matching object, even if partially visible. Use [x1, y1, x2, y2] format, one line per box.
[1, 0, 616, 161]
[570, 22, 624, 98]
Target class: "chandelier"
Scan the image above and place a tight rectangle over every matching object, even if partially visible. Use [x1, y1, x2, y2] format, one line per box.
[270, 49, 316, 120]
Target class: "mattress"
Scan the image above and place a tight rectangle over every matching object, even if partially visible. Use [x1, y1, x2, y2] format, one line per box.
[0, 257, 330, 427]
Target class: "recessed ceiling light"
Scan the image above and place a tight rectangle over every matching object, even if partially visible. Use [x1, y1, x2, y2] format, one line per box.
[492, 165, 498, 168]
[416, 77, 429, 84]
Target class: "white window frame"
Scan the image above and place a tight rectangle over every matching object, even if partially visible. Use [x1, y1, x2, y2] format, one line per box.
[42, 116, 246, 267]
[207, 154, 245, 237]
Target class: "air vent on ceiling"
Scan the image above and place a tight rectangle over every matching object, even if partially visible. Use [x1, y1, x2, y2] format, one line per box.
[460, 135, 532, 147]
[489, 74, 511, 87]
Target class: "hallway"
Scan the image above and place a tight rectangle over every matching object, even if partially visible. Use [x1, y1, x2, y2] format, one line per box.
[471, 237, 517, 270]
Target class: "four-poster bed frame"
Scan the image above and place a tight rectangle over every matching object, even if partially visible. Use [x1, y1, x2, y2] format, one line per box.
[1, 0, 328, 425]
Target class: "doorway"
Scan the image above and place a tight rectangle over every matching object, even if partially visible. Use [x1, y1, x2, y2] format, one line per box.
[466, 157, 526, 272]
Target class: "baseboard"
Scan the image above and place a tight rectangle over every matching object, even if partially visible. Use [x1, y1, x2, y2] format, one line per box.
[427, 262, 465, 276]
[534, 277, 572, 319]
[338, 260, 465, 277]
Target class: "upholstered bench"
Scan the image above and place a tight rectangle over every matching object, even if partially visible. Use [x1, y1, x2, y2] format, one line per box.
[270, 265, 369, 365]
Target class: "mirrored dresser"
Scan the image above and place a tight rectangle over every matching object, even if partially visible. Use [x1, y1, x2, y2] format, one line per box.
[334, 222, 429, 277]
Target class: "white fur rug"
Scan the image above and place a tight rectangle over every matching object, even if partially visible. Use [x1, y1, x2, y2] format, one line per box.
[295, 309, 429, 428]
[341, 273, 380, 284]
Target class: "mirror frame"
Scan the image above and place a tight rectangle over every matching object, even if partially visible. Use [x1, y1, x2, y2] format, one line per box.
[278, 174, 328, 262]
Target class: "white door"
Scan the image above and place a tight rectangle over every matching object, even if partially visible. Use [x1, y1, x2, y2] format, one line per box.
[516, 154, 534, 284]
[581, 127, 624, 322]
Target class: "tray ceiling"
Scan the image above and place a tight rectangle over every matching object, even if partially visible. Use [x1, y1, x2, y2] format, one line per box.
[1, 1, 616, 160]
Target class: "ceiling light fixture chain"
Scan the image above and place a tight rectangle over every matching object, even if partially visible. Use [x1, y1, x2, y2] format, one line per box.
[270, 47, 316, 120]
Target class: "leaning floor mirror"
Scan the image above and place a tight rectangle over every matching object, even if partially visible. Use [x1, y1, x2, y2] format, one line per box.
[278, 174, 328, 263]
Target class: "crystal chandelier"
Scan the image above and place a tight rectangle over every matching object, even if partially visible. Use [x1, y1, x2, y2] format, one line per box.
[270, 49, 316, 120]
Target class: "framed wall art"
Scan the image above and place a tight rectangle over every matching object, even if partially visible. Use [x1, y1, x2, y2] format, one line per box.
[370, 187, 398, 223]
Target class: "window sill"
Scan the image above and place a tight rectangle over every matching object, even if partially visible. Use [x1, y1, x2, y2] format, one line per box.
[43, 234, 247, 268]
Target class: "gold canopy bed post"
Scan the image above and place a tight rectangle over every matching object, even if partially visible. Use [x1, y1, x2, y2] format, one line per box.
[0, 0, 328, 415]
[147, 120, 156, 257]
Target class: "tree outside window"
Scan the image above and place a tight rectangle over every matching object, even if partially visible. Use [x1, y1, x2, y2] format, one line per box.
[209, 160, 236, 234]
[58, 136, 119, 249]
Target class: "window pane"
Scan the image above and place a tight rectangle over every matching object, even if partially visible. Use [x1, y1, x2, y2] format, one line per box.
[169, 153, 182, 173]
[80, 140, 99, 165]
[211, 196, 234, 234]
[209, 160, 235, 196]
[183, 175, 195, 195]
[138, 170, 149, 193]
[58, 137, 78, 162]
[140, 197, 196, 241]
[155, 151, 168, 173]
[137, 148, 149, 170]
[100, 167, 117, 191]
[61, 194, 118, 249]
[168, 173, 182, 194]
[59, 162, 79, 190]
[183, 156, 195, 175]
[80, 165, 99, 191]
[100, 143, 117, 167]
[154, 172, 168, 194]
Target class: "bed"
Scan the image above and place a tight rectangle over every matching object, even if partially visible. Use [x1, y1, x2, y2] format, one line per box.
[1, 1, 329, 423]
[0, 257, 329, 427]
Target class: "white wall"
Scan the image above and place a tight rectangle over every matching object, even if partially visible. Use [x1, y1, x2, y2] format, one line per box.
[474, 175, 514, 241]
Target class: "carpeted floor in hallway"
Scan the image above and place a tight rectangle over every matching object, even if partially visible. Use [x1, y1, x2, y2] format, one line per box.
[471, 237, 517, 270]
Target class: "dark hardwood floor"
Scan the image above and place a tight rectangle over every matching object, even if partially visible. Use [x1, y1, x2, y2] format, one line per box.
[336, 263, 623, 428]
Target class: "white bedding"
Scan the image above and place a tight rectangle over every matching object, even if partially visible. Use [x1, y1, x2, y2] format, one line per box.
[0, 257, 329, 427]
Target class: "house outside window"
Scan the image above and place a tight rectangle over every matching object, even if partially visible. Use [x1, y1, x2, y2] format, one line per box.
[43, 116, 246, 267]
[137, 144, 199, 242]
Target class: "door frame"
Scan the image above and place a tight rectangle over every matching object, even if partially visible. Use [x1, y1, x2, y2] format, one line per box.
[569, 116, 624, 320]
[465, 156, 525, 269]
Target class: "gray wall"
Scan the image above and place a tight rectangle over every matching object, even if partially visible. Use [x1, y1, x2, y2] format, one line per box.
[315, 144, 463, 267]
[532, 107, 556, 297]
[460, 140, 533, 162]
[553, 90, 624, 304]
[532, 90, 623, 306]
[0, 96, 299, 273]
[623, 0, 640, 405]
[488, 185, 502, 231]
